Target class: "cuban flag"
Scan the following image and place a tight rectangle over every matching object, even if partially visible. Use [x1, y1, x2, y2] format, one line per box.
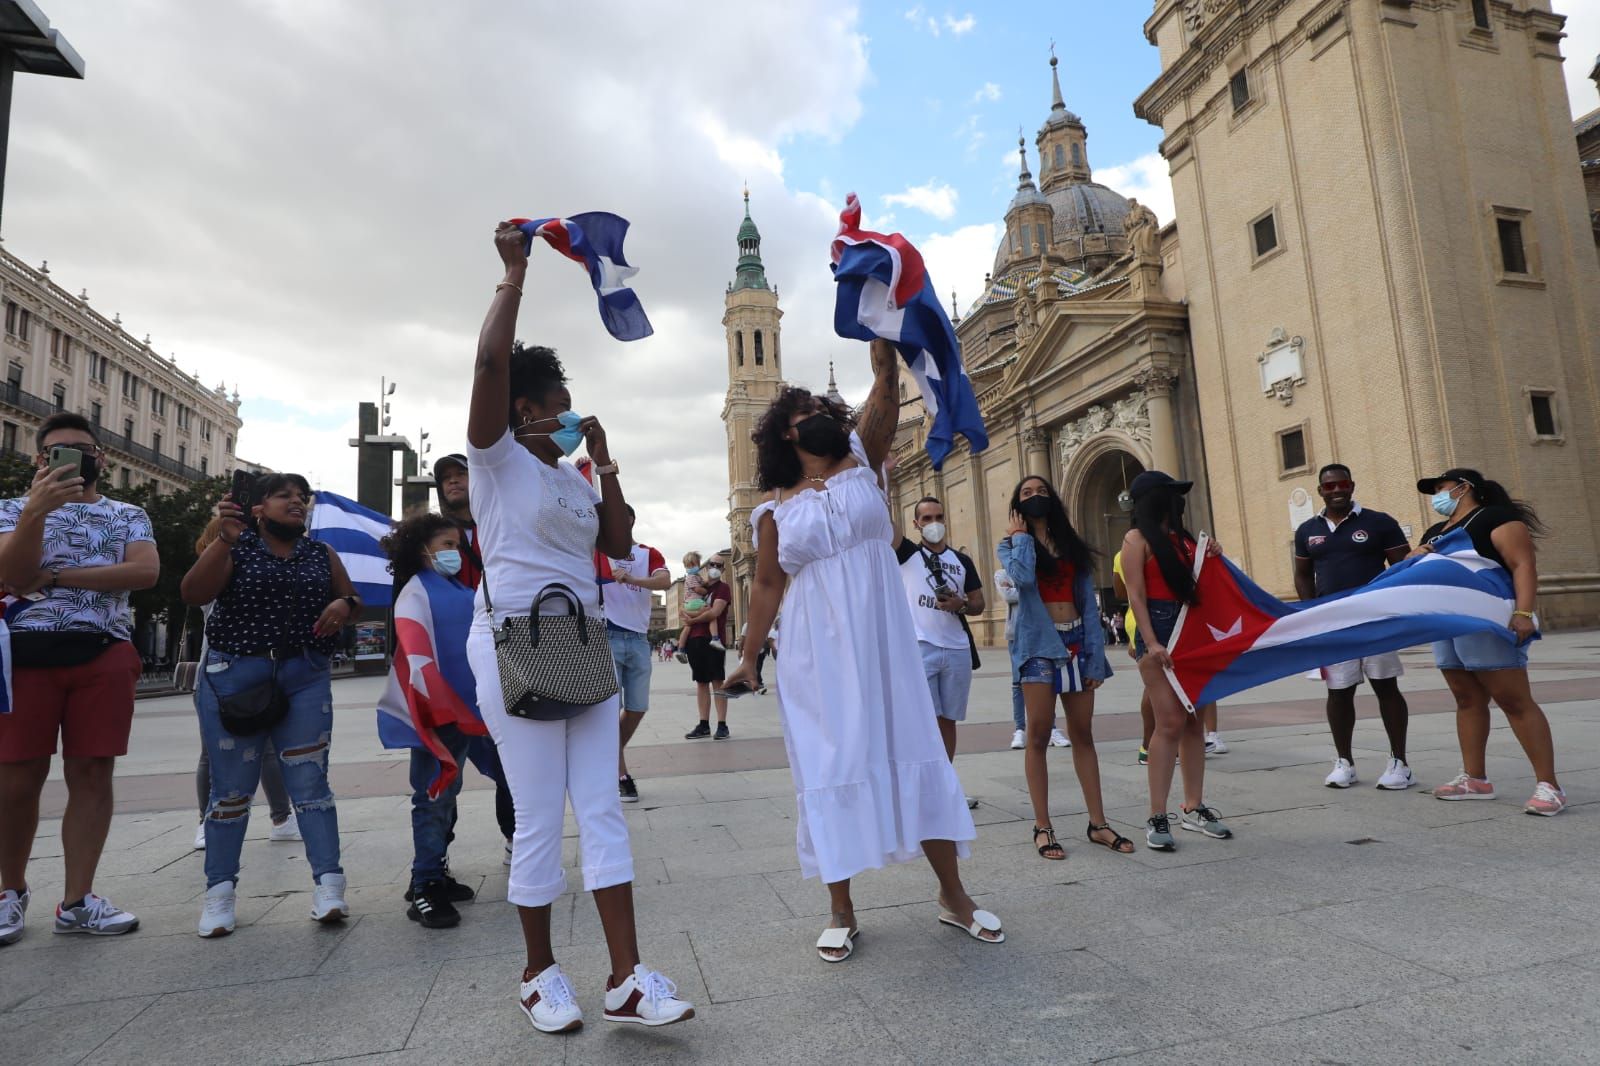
[830, 193, 987, 470]
[513, 213, 654, 342]
[573, 457, 615, 588]
[308, 491, 394, 609]
[376, 569, 486, 798]
[1164, 530, 1533, 711]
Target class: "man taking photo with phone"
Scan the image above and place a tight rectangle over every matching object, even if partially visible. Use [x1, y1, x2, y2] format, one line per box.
[895, 497, 984, 806]
[0, 413, 159, 944]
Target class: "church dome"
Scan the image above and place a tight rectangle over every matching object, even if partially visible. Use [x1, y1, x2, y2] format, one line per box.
[1046, 182, 1131, 245]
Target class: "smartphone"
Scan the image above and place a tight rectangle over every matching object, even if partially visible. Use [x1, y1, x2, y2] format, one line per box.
[47, 445, 83, 476]
[230, 469, 255, 507]
[721, 680, 756, 699]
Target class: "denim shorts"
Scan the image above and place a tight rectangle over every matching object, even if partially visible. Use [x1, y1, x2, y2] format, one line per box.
[1132, 599, 1182, 661]
[607, 625, 652, 711]
[1020, 621, 1089, 694]
[920, 641, 973, 721]
[1432, 630, 1529, 673]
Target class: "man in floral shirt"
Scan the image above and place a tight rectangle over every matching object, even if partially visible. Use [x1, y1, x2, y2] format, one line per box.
[0, 413, 159, 943]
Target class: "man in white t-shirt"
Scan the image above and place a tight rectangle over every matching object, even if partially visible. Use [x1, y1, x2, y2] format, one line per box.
[894, 496, 984, 779]
[605, 506, 670, 803]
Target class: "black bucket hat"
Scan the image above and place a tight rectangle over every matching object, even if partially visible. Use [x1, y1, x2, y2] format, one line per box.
[1129, 470, 1194, 503]
[1416, 468, 1481, 495]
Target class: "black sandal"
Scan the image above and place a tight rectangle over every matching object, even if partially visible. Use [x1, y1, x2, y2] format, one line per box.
[1087, 821, 1134, 854]
[1033, 825, 1066, 861]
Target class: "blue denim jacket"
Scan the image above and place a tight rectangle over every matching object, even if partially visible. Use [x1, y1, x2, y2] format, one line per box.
[997, 532, 1112, 683]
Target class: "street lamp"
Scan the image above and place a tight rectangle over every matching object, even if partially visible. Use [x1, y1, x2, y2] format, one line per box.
[0, 1, 84, 230]
[379, 376, 395, 429]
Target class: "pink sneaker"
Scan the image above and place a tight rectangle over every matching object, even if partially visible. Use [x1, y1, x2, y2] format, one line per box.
[1525, 782, 1567, 817]
[1434, 772, 1496, 801]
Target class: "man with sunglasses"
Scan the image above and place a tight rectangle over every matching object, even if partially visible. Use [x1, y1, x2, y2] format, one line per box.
[1294, 463, 1413, 791]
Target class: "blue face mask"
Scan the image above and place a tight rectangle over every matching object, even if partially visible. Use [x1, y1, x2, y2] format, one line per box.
[519, 410, 585, 457]
[685, 566, 701, 575]
[431, 549, 463, 576]
[1430, 488, 1460, 517]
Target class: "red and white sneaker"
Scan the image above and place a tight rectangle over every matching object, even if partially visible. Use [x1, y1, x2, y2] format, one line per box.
[518, 963, 583, 1034]
[1433, 771, 1496, 801]
[1525, 782, 1567, 817]
[604, 964, 695, 1027]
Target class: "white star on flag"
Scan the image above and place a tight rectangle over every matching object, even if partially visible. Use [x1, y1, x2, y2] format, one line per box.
[406, 655, 434, 697]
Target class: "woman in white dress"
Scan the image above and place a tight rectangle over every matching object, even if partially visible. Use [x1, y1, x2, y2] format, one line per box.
[723, 339, 1004, 962]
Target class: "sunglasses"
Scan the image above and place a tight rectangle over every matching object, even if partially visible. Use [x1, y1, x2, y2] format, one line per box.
[1320, 480, 1354, 493]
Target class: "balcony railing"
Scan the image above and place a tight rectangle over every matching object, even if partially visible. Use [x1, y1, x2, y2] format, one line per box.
[0, 383, 210, 483]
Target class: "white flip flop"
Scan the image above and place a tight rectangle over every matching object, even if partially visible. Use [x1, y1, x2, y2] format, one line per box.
[938, 908, 1005, 944]
[815, 925, 860, 963]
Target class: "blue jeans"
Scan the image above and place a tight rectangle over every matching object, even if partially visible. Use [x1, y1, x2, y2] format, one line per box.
[410, 726, 475, 890]
[196, 648, 342, 889]
[608, 625, 652, 711]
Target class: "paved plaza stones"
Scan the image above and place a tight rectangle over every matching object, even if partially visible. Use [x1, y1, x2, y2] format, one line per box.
[3, 632, 1598, 1064]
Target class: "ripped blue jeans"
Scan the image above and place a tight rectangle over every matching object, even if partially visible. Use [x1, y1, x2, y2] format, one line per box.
[196, 647, 343, 889]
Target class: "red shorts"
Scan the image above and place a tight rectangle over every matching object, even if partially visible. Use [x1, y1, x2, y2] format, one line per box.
[0, 640, 142, 761]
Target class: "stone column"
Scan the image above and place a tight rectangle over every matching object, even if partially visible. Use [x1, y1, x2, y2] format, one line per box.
[1021, 426, 1051, 478]
[1135, 368, 1180, 474]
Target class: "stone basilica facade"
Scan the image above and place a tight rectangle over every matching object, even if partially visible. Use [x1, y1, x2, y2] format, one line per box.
[888, 0, 1600, 640]
[723, 0, 1600, 639]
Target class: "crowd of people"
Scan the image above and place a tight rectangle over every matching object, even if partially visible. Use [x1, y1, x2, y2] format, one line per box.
[0, 222, 1567, 1044]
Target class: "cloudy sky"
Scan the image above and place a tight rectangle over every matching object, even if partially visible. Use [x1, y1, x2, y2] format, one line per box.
[7, 1, 1600, 562]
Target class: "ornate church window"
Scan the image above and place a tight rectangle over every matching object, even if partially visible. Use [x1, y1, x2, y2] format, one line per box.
[1071, 143, 1081, 166]
[736, 332, 744, 366]
[754, 330, 765, 365]
[1054, 145, 1064, 170]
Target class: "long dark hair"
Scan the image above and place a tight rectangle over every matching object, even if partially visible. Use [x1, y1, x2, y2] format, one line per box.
[752, 386, 856, 491]
[381, 512, 458, 586]
[1133, 483, 1198, 605]
[1008, 476, 1093, 576]
[1456, 470, 1546, 536]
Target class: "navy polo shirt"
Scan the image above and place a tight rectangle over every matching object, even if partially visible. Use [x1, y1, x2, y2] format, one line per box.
[1294, 505, 1408, 596]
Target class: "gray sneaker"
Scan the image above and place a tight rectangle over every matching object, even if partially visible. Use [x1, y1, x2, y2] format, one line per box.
[1179, 804, 1233, 839]
[53, 892, 139, 936]
[1145, 813, 1176, 851]
[0, 887, 28, 945]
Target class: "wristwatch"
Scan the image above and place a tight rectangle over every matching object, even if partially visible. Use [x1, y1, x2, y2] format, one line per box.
[48, 568, 61, 589]
[592, 461, 620, 477]
[341, 595, 360, 612]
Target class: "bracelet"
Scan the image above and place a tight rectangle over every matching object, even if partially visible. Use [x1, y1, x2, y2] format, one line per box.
[496, 280, 523, 296]
[592, 461, 619, 477]
[1511, 609, 1536, 620]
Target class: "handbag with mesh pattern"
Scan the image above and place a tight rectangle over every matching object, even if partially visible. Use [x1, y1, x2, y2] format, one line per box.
[483, 577, 617, 721]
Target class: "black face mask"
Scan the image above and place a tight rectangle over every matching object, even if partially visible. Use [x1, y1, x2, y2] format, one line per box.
[261, 516, 305, 542]
[794, 413, 851, 460]
[1017, 495, 1053, 519]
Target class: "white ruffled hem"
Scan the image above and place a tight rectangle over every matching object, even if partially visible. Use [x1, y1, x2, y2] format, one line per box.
[793, 756, 975, 883]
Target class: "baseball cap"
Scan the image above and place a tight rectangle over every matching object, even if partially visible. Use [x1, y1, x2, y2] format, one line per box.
[1129, 470, 1193, 503]
[433, 453, 468, 487]
[1416, 468, 1481, 495]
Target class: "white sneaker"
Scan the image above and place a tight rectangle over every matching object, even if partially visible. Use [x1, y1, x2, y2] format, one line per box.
[270, 813, 302, 842]
[54, 892, 139, 935]
[193, 822, 207, 850]
[503, 840, 513, 866]
[1010, 729, 1026, 750]
[197, 881, 236, 938]
[1205, 732, 1229, 755]
[310, 873, 348, 923]
[519, 963, 583, 1033]
[0, 887, 28, 945]
[1325, 758, 1358, 789]
[1375, 758, 1414, 791]
[965, 795, 980, 810]
[604, 964, 695, 1027]
[1049, 728, 1071, 748]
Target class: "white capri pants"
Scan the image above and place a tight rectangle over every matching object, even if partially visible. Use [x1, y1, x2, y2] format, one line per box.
[468, 633, 634, 908]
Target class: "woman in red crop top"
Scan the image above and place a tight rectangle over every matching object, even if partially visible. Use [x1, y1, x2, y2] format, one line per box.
[1120, 471, 1234, 851]
[999, 475, 1130, 860]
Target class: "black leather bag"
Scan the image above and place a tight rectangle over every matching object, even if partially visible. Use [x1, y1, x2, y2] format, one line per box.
[210, 663, 289, 737]
[9, 630, 118, 669]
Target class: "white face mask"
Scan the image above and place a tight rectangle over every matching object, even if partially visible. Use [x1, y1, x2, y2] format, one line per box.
[705, 566, 723, 581]
[921, 521, 947, 544]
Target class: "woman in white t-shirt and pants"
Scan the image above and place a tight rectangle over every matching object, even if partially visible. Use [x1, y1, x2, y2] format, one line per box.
[466, 223, 693, 1036]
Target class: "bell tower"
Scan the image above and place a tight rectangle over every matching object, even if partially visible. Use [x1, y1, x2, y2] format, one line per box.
[722, 189, 784, 629]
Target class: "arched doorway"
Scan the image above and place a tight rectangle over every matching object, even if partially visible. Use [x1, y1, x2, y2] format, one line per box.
[1073, 449, 1146, 603]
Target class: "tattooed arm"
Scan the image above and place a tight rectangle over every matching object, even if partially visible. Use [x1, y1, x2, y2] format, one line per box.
[857, 338, 900, 471]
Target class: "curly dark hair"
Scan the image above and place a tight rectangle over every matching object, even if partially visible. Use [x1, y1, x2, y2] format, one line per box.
[752, 386, 856, 491]
[1007, 476, 1095, 577]
[506, 341, 568, 428]
[381, 512, 461, 585]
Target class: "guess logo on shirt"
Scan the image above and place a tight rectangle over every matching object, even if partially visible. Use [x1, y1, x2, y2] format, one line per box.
[554, 495, 599, 521]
